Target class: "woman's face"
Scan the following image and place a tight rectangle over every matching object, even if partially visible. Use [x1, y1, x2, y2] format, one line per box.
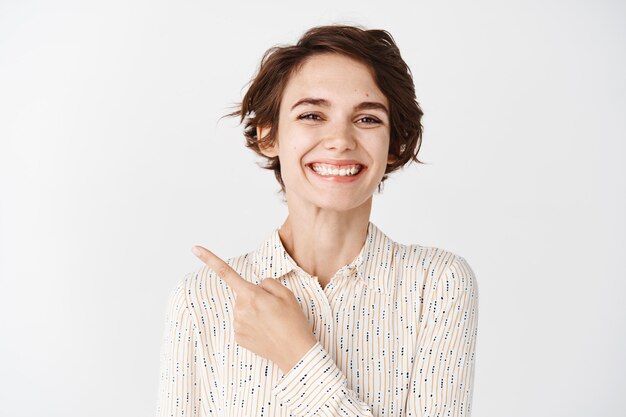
[258, 52, 396, 213]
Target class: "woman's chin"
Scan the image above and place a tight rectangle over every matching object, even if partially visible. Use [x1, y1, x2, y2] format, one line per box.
[310, 194, 373, 213]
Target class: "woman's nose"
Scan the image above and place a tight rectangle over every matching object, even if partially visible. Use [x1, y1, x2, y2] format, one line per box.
[322, 121, 357, 150]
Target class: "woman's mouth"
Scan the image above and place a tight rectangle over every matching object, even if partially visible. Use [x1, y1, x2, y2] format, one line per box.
[305, 162, 367, 183]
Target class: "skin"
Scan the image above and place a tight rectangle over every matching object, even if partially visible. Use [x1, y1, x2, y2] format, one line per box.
[191, 245, 317, 374]
[258, 52, 397, 288]
[192, 52, 397, 374]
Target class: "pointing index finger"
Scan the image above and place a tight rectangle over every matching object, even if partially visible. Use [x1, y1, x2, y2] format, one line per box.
[191, 245, 254, 296]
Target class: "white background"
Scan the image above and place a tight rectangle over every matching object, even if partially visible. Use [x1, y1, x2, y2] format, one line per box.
[1, 0, 624, 416]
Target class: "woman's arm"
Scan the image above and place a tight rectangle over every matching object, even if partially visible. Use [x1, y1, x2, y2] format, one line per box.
[405, 254, 480, 416]
[270, 254, 479, 417]
[155, 275, 217, 417]
[271, 340, 376, 416]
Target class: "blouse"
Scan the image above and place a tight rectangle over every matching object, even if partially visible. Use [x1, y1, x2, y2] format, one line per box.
[156, 221, 479, 416]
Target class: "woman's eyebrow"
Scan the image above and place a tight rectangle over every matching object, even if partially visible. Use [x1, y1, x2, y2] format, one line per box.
[290, 97, 389, 115]
[354, 101, 389, 116]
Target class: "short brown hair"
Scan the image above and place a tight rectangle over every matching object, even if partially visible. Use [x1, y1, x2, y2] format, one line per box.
[226, 24, 425, 195]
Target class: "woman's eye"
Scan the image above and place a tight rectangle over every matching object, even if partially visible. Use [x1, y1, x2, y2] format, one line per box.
[299, 113, 322, 121]
[358, 116, 382, 124]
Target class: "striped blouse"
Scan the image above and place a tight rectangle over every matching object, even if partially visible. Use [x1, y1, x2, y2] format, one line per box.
[156, 221, 479, 416]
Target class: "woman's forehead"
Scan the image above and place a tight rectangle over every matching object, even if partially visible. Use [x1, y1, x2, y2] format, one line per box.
[281, 53, 388, 109]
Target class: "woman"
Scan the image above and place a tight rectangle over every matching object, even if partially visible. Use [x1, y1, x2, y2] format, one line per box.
[156, 25, 479, 417]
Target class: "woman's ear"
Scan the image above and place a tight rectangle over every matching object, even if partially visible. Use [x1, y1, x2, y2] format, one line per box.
[387, 153, 398, 164]
[257, 125, 278, 158]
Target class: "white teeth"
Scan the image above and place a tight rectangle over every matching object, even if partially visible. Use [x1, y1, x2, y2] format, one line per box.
[310, 164, 362, 177]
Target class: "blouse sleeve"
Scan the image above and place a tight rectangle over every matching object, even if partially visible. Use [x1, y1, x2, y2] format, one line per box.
[155, 275, 207, 417]
[271, 340, 376, 416]
[405, 254, 480, 416]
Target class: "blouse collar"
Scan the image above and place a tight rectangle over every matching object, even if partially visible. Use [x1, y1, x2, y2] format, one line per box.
[251, 220, 396, 294]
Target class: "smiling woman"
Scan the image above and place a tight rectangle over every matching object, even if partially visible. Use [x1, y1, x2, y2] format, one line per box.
[156, 24, 479, 417]
[256, 52, 395, 213]
[231, 25, 424, 196]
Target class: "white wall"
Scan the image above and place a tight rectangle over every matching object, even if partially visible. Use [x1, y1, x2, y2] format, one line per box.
[1, 0, 624, 415]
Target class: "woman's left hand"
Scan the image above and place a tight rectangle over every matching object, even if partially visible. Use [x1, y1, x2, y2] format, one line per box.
[191, 245, 318, 374]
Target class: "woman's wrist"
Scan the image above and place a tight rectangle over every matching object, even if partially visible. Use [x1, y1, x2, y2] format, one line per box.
[277, 335, 318, 374]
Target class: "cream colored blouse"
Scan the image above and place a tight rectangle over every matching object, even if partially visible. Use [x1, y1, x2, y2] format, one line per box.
[156, 221, 479, 416]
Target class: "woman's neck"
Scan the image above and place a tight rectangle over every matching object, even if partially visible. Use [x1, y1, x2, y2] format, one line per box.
[278, 200, 372, 288]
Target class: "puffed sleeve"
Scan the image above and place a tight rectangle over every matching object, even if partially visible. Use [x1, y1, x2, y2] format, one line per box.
[405, 254, 480, 416]
[156, 275, 207, 417]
